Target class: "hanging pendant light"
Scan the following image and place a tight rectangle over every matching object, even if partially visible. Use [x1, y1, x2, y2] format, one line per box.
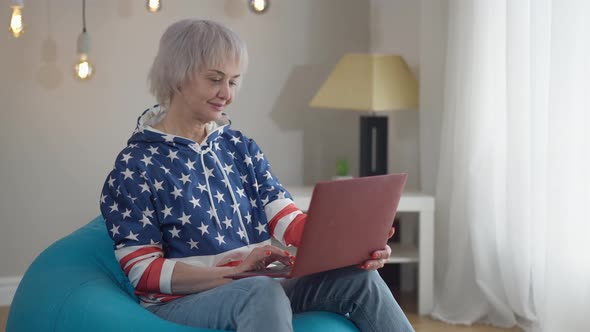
[9, 0, 24, 38]
[248, 0, 269, 14]
[146, 0, 161, 13]
[74, 0, 94, 80]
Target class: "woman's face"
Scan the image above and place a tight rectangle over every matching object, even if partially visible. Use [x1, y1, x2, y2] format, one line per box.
[174, 60, 242, 124]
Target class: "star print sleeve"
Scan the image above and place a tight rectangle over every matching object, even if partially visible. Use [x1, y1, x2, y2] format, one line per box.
[99, 157, 176, 296]
[246, 138, 307, 247]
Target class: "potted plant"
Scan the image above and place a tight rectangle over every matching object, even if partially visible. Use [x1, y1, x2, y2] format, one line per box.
[333, 159, 353, 180]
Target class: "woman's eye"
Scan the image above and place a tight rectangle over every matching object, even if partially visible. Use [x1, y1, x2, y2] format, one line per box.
[229, 81, 237, 86]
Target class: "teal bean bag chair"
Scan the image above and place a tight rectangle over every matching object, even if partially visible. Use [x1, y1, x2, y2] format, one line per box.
[7, 216, 359, 332]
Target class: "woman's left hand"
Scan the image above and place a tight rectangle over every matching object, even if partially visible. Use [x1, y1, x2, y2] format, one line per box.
[359, 227, 395, 271]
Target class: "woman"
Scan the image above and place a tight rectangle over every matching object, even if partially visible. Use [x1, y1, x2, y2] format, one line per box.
[99, 19, 414, 332]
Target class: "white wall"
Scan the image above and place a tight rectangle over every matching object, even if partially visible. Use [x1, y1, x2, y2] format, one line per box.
[419, 0, 448, 196]
[0, 0, 371, 278]
[369, 0, 447, 194]
[370, 0, 421, 191]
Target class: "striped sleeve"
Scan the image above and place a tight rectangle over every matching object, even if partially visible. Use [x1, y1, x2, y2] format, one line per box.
[244, 137, 307, 246]
[114, 245, 176, 294]
[99, 157, 177, 296]
[265, 199, 307, 247]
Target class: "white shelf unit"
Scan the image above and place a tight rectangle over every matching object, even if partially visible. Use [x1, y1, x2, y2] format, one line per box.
[286, 186, 435, 315]
[387, 243, 419, 264]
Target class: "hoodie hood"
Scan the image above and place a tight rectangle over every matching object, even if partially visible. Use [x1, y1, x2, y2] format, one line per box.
[128, 104, 231, 148]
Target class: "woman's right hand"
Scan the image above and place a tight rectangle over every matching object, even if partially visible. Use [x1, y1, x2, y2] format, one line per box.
[233, 245, 294, 274]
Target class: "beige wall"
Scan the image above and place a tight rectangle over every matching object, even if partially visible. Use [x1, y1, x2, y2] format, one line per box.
[0, 0, 446, 280]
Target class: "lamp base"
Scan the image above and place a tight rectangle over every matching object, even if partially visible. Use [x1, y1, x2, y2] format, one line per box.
[360, 116, 388, 177]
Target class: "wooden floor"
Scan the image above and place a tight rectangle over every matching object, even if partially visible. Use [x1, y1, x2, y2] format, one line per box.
[0, 304, 520, 332]
[397, 291, 522, 332]
[1, 306, 7, 332]
[407, 313, 521, 332]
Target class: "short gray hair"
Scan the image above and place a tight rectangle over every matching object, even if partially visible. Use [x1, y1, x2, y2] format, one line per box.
[148, 19, 248, 107]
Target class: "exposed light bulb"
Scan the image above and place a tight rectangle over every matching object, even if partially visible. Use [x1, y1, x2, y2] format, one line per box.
[248, 0, 269, 14]
[74, 54, 95, 80]
[75, 29, 94, 81]
[146, 0, 161, 13]
[9, 5, 24, 38]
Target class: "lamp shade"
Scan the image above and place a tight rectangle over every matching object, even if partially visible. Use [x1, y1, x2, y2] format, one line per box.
[309, 54, 418, 112]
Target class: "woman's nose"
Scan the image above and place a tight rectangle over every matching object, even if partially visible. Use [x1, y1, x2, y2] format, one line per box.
[218, 82, 231, 99]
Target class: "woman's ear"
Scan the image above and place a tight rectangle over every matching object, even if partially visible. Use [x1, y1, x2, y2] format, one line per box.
[175, 81, 185, 95]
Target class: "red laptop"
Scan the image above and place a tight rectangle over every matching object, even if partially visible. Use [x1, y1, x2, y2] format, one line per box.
[227, 173, 407, 279]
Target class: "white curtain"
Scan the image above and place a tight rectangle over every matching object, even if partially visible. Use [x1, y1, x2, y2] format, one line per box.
[432, 0, 590, 331]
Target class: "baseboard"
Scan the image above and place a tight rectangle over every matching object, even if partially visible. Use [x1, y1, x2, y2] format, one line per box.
[0, 277, 21, 306]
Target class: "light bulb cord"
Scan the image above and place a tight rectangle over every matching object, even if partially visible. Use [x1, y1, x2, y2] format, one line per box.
[77, 0, 90, 55]
[82, 0, 87, 33]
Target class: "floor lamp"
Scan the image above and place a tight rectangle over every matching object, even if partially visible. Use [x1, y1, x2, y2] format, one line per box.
[309, 54, 418, 177]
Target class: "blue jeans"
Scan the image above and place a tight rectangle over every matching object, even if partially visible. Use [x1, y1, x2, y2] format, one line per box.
[147, 267, 415, 332]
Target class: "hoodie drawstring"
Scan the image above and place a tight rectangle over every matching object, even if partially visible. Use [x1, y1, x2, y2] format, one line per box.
[198, 145, 251, 246]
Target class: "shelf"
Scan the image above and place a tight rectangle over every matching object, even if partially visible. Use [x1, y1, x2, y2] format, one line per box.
[387, 243, 419, 264]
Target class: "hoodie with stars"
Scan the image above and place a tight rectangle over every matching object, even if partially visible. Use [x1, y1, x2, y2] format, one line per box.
[99, 105, 306, 306]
